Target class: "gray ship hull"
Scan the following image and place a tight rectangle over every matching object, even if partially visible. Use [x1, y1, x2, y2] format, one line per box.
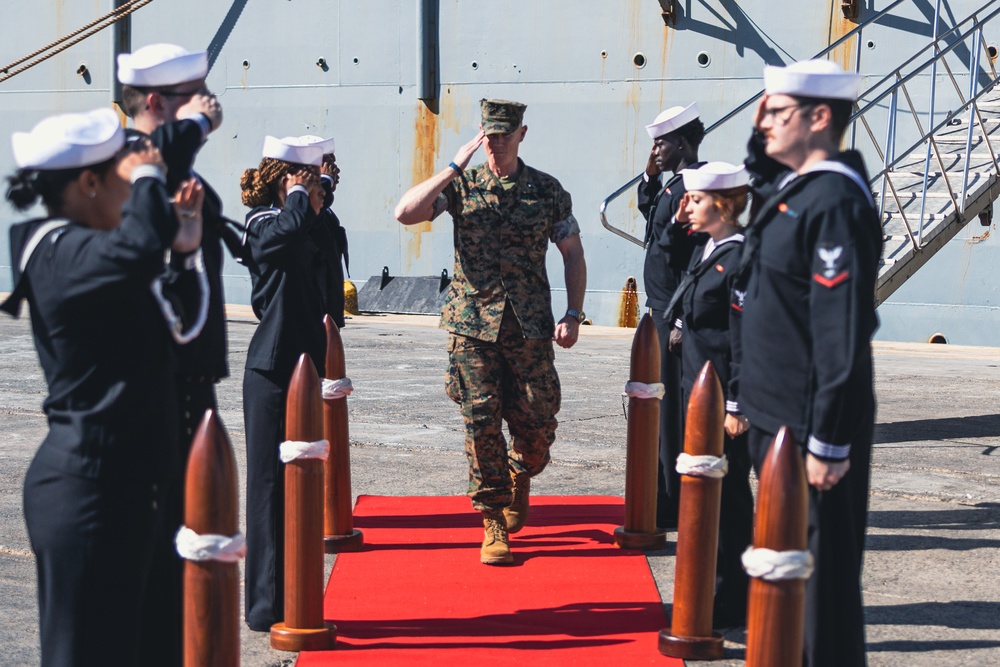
[1, 0, 998, 343]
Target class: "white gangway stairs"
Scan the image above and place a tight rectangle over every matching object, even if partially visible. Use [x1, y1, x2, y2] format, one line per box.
[599, 0, 1000, 307]
[863, 2, 1000, 304]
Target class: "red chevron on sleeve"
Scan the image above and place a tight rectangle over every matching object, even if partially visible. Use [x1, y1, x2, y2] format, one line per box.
[813, 271, 850, 288]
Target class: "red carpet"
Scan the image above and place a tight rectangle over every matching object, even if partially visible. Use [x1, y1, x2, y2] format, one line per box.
[296, 495, 680, 666]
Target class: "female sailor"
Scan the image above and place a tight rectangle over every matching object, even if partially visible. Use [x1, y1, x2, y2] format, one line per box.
[667, 161, 755, 630]
[2, 107, 204, 666]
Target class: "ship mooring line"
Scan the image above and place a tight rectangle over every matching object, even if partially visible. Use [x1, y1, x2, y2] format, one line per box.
[0, 0, 155, 84]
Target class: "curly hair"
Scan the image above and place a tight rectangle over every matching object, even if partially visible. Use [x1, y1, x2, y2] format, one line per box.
[240, 157, 295, 208]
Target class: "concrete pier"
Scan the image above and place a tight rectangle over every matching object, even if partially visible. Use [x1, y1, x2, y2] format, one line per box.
[0, 311, 997, 666]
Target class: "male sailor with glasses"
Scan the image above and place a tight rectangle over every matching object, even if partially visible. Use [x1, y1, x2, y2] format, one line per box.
[117, 43, 234, 667]
[738, 60, 882, 667]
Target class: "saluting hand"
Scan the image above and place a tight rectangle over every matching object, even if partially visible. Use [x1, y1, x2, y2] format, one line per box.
[752, 95, 770, 133]
[675, 192, 692, 223]
[645, 146, 662, 179]
[178, 92, 223, 131]
[116, 139, 166, 182]
[452, 130, 486, 171]
[171, 178, 204, 253]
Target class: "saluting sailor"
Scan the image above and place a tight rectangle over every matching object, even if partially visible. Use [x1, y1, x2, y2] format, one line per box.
[239, 136, 329, 631]
[738, 60, 882, 666]
[636, 102, 708, 530]
[117, 43, 233, 445]
[298, 134, 349, 327]
[2, 109, 204, 667]
[667, 162, 754, 630]
[117, 43, 233, 663]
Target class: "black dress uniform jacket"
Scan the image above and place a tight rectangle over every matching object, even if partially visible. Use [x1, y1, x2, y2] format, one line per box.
[635, 166, 707, 527]
[244, 189, 333, 373]
[740, 132, 881, 667]
[2, 176, 193, 667]
[242, 188, 345, 630]
[636, 169, 705, 310]
[740, 137, 881, 455]
[671, 237, 744, 407]
[311, 208, 348, 329]
[2, 177, 183, 481]
[128, 117, 236, 381]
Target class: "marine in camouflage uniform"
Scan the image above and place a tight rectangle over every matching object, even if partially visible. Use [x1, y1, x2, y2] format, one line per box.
[396, 99, 587, 564]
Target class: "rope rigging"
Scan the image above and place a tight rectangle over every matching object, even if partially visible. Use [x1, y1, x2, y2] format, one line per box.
[0, 0, 155, 84]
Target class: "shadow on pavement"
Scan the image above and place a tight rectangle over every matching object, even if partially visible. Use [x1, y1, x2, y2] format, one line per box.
[874, 414, 1000, 444]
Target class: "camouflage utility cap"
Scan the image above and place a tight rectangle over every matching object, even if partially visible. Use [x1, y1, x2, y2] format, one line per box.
[481, 99, 526, 135]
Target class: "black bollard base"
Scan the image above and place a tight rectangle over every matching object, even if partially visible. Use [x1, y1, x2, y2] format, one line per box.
[658, 629, 724, 660]
[270, 622, 337, 652]
[613, 526, 667, 550]
[324, 529, 364, 554]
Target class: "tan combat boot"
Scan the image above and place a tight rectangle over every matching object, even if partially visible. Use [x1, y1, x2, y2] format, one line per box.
[480, 510, 513, 565]
[504, 470, 531, 534]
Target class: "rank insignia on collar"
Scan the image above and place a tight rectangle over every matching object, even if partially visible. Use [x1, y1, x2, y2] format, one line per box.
[813, 244, 849, 288]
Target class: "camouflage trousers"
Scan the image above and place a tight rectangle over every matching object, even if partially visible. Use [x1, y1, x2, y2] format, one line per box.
[445, 313, 561, 512]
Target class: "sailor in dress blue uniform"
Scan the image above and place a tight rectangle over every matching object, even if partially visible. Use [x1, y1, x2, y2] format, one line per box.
[239, 136, 332, 630]
[635, 103, 708, 528]
[2, 108, 204, 667]
[667, 162, 754, 629]
[738, 61, 882, 667]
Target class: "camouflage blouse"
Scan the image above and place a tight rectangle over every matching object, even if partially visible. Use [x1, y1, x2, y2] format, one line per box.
[432, 159, 580, 342]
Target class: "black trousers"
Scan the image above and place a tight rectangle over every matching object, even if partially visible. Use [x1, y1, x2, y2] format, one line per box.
[243, 367, 290, 631]
[748, 424, 872, 667]
[651, 308, 684, 527]
[140, 378, 220, 665]
[24, 458, 168, 667]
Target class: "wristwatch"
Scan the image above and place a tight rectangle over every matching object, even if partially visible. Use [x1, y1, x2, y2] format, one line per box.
[566, 309, 586, 323]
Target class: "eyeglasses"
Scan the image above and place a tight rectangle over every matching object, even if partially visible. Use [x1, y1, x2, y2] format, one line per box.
[761, 104, 813, 126]
[157, 85, 210, 98]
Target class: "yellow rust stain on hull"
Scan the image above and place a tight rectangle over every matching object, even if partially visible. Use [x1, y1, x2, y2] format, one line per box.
[405, 103, 440, 262]
[827, 0, 857, 73]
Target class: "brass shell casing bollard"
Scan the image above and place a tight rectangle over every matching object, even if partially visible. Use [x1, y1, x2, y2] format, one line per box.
[614, 313, 667, 550]
[745, 427, 809, 667]
[658, 361, 725, 660]
[322, 315, 363, 552]
[270, 354, 337, 652]
[182, 411, 240, 667]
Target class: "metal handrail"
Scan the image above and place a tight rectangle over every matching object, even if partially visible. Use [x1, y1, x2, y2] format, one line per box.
[599, 0, 907, 245]
[853, 2, 1000, 253]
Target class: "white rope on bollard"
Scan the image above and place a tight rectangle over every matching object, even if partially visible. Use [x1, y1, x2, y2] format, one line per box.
[623, 381, 665, 400]
[175, 525, 247, 562]
[279, 439, 330, 463]
[675, 452, 729, 478]
[321, 377, 354, 400]
[741, 546, 815, 581]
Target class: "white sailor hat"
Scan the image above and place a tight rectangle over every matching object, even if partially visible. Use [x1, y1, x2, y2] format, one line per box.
[763, 59, 861, 101]
[261, 135, 323, 166]
[298, 134, 336, 155]
[645, 102, 700, 140]
[11, 108, 125, 170]
[117, 43, 208, 87]
[681, 161, 750, 191]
